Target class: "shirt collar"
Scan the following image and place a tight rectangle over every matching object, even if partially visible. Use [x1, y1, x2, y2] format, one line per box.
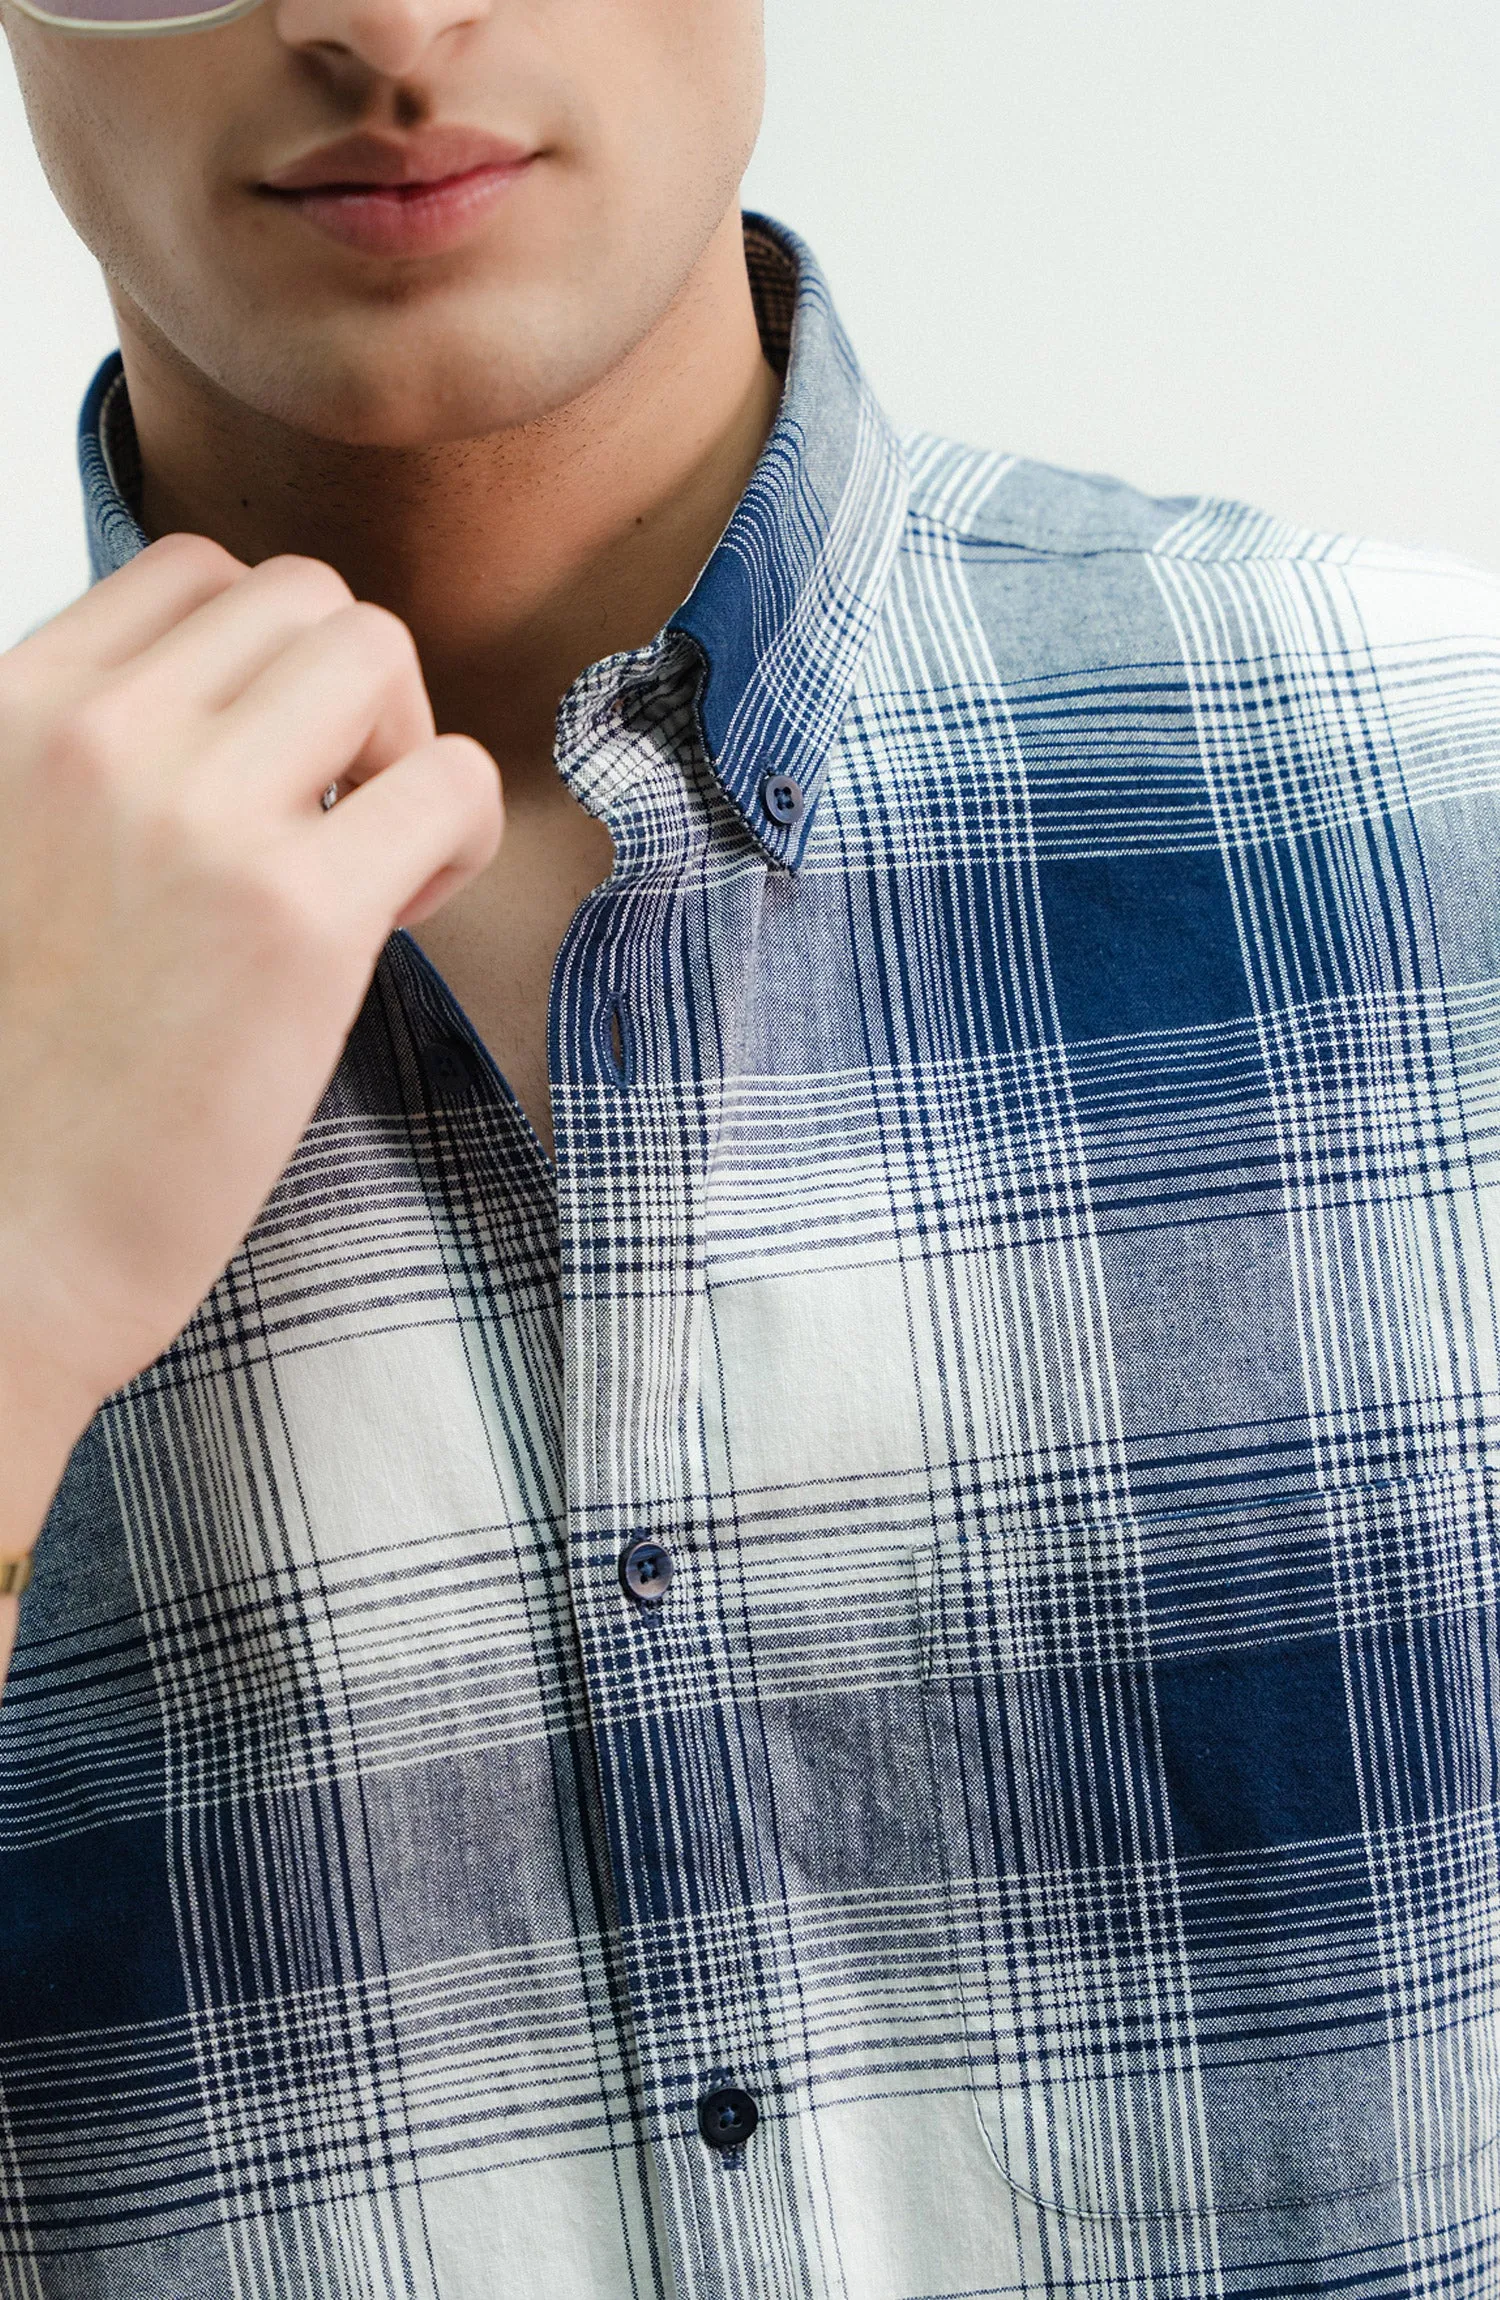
[78, 213, 909, 872]
[666, 216, 910, 867]
[79, 353, 147, 585]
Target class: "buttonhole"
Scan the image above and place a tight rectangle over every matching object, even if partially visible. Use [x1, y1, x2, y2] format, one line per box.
[913, 1543, 936, 1686]
[598, 993, 635, 1088]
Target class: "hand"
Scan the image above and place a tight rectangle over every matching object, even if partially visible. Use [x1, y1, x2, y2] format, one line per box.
[0, 533, 503, 1461]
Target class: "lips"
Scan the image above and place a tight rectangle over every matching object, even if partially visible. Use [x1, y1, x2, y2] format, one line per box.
[258, 126, 537, 259]
[261, 124, 534, 193]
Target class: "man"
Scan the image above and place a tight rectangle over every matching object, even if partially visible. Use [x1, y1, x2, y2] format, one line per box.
[1, 0, 1498, 2294]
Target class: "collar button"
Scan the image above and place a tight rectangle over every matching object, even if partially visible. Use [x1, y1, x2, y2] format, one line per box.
[759, 772, 805, 829]
[423, 1043, 475, 1099]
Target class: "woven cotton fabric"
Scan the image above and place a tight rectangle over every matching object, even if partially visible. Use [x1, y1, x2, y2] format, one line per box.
[4, 215, 1500, 2299]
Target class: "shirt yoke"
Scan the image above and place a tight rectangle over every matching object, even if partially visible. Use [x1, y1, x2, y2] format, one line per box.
[902, 425, 1500, 586]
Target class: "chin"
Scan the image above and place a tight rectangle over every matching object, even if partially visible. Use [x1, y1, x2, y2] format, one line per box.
[199, 275, 634, 449]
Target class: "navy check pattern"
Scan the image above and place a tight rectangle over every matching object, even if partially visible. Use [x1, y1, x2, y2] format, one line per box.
[3, 214, 1500, 2297]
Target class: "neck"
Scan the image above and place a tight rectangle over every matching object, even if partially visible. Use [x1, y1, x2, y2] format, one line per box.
[117, 206, 782, 796]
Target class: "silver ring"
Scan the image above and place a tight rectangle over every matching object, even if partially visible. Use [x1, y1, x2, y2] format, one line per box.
[320, 782, 339, 812]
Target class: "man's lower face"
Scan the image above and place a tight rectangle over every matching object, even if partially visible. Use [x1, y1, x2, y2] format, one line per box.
[3, 0, 766, 446]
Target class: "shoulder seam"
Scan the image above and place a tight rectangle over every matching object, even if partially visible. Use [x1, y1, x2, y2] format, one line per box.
[903, 501, 1500, 577]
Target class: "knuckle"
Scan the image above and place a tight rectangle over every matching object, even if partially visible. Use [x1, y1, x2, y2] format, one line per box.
[434, 731, 490, 777]
[144, 531, 239, 584]
[346, 599, 420, 670]
[260, 554, 355, 617]
[439, 733, 502, 804]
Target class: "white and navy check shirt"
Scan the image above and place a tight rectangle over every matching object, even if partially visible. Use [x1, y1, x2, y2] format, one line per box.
[5, 215, 1500, 2300]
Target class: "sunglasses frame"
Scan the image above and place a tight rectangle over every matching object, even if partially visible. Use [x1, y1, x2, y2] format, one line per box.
[8, 0, 263, 33]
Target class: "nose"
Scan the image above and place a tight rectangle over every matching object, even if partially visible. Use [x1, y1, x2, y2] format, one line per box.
[271, 0, 488, 79]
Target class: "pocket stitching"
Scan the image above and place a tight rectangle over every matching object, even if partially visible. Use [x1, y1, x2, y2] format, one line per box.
[919, 1460, 1500, 2223]
[970, 2090, 1500, 2223]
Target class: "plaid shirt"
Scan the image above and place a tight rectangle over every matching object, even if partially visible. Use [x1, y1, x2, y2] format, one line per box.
[3, 214, 1500, 2300]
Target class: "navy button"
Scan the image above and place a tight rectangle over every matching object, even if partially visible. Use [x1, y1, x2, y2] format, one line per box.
[698, 2087, 760, 2151]
[423, 1043, 474, 1098]
[759, 772, 804, 828]
[620, 1538, 674, 1606]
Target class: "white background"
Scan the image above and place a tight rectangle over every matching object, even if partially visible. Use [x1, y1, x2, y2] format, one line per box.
[2, 0, 1497, 649]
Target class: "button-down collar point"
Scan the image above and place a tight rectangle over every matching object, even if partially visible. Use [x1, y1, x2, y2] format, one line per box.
[664, 217, 910, 873]
[760, 772, 805, 829]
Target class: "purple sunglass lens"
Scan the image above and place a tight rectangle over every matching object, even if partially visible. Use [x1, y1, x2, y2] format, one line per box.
[17, 0, 262, 30]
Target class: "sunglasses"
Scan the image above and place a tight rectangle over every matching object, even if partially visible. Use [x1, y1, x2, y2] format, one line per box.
[9, 0, 264, 30]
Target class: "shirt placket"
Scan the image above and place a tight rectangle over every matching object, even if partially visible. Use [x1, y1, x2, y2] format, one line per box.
[549, 648, 818, 2300]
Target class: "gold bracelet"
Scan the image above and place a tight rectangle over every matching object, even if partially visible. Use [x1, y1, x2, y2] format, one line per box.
[0, 1553, 33, 1599]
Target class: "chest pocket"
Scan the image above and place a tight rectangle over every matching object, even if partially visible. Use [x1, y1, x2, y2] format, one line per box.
[920, 1462, 1500, 2220]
